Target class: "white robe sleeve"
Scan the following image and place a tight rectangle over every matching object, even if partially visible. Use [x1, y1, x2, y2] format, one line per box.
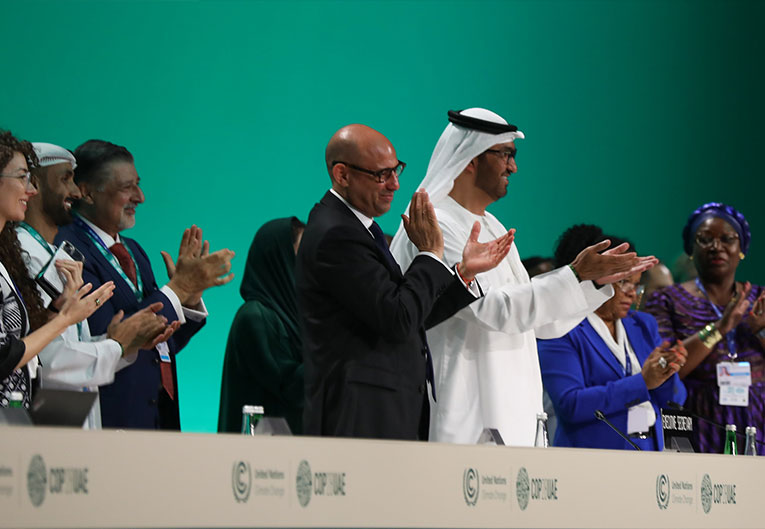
[38, 323, 124, 388]
[438, 212, 614, 338]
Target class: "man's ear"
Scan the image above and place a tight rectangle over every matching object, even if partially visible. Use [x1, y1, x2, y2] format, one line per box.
[330, 163, 350, 188]
[77, 182, 95, 204]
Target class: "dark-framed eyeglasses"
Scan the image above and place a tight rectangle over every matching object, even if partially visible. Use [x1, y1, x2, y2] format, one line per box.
[483, 149, 516, 164]
[695, 234, 740, 249]
[332, 160, 406, 183]
[0, 170, 35, 189]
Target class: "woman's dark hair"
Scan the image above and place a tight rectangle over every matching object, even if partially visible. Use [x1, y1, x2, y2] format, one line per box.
[0, 130, 47, 330]
[553, 223, 635, 268]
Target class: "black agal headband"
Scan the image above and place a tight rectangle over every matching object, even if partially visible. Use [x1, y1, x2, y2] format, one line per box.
[447, 110, 518, 134]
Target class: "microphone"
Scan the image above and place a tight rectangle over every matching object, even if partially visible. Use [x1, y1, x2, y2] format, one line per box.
[666, 401, 764, 447]
[594, 410, 641, 451]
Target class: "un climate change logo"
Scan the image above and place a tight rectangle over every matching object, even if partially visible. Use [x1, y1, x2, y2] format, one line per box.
[296, 460, 312, 508]
[700, 474, 713, 514]
[463, 468, 479, 506]
[27, 455, 47, 507]
[232, 461, 251, 503]
[516, 467, 530, 511]
[656, 474, 670, 509]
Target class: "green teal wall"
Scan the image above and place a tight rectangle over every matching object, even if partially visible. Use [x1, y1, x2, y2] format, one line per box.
[4, 0, 763, 432]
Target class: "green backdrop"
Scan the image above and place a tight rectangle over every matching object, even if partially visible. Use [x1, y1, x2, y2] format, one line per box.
[4, 0, 763, 432]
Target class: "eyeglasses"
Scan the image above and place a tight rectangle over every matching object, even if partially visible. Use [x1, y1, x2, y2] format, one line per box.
[695, 234, 740, 249]
[484, 149, 516, 164]
[616, 279, 645, 295]
[332, 160, 406, 184]
[0, 170, 35, 189]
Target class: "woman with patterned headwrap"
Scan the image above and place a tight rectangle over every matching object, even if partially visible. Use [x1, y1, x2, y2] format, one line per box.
[646, 203, 765, 454]
[218, 217, 305, 434]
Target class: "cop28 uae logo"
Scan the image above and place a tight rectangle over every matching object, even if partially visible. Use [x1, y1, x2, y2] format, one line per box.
[231, 461, 251, 503]
[27, 455, 47, 507]
[516, 467, 530, 511]
[700, 474, 713, 514]
[296, 460, 312, 507]
[462, 468, 479, 506]
[656, 474, 670, 509]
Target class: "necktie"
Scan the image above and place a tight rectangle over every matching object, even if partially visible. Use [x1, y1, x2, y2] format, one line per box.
[109, 242, 175, 400]
[109, 243, 138, 287]
[368, 221, 400, 273]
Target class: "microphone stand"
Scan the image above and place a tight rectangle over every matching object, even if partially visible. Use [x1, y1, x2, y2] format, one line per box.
[594, 410, 641, 451]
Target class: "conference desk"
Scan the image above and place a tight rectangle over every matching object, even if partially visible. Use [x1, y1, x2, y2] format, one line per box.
[0, 425, 761, 528]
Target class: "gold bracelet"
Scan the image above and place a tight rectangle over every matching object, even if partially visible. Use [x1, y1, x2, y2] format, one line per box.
[699, 323, 723, 349]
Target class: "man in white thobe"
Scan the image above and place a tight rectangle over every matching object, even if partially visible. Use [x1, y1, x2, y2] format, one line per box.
[390, 109, 655, 445]
[17, 143, 172, 429]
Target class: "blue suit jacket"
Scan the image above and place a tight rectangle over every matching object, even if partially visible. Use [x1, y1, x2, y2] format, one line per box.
[56, 223, 205, 429]
[537, 311, 686, 451]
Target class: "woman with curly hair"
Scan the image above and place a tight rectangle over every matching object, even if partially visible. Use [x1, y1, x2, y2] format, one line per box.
[0, 130, 115, 408]
[646, 203, 765, 454]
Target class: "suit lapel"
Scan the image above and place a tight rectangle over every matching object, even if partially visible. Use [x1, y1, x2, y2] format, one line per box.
[72, 226, 139, 303]
[320, 191, 402, 278]
[623, 314, 651, 365]
[581, 318, 626, 379]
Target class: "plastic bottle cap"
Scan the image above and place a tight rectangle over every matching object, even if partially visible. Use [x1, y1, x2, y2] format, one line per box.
[745, 426, 756, 434]
[9, 391, 23, 401]
[242, 405, 264, 415]
[536, 412, 548, 420]
[726, 424, 737, 431]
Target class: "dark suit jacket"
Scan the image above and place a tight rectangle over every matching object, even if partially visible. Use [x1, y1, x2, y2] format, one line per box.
[56, 223, 205, 430]
[295, 191, 476, 440]
[538, 311, 686, 451]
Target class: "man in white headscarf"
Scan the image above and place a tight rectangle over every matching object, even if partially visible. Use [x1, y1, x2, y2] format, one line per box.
[17, 142, 175, 429]
[390, 109, 656, 445]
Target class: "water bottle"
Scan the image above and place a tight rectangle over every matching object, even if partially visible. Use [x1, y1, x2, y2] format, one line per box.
[8, 391, 24, 408]
[744, 426, 757, 456]
[241, 405, 264, 435]
[534, 412, 549, 447]
[723, 424, 737, 455]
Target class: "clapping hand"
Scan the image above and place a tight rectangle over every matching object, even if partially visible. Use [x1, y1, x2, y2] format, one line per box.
[642, 340, 687, 389]
[55, 260, 115, 326]
[457, 222, 515, 282]
[107, 302, 182, 357]
[570, 240, 658, 284]
[402, 189, 444, 257]
[163, 225, 235, 307]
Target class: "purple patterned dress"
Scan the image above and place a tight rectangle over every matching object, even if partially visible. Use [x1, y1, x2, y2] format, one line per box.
[645, 284, 765, 454]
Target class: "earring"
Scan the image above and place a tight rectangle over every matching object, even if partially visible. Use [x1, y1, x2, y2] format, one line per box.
[740, 252, 746, 260]
[689, 255, 694, 261]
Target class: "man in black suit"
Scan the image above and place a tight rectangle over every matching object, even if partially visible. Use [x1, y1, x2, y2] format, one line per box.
[296, 124, 513, 440]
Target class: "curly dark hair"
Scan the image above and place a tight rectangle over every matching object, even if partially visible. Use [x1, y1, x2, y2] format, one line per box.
[553, 224, 634, 268]
[0, 130, 47, 330]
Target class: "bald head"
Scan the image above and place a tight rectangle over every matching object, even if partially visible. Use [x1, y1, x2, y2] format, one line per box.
[325, 124, 400, 218]
[325, 124, 395, 174]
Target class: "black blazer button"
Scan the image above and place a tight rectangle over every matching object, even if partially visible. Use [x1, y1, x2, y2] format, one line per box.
[148, 398, 157, 406]
[418, 385, 425, 394]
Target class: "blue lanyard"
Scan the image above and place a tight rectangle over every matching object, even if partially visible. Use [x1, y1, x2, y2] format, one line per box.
[695, 278, 738, 359]
[73, 214, 144, 301]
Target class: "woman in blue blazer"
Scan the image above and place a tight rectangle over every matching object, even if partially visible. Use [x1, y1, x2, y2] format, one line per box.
[538, 226, 687, 451]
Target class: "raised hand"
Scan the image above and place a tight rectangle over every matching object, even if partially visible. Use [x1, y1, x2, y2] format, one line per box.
[401, 189, 444, 257]
[49, 259, 85, 312]
[569, 240, 657, 284]
[457, 222, 515, 281]
[718, 282, 752, 334]
[56, 273, 116, 327]
[747, 290, 765, 335]
[163, 225, 235, 307]
[106, 302, 181, 357]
